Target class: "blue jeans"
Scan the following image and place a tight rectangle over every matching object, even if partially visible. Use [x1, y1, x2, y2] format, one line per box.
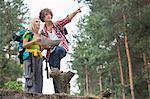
[48, 46, 67, 69]
[48, 46, 67, 93]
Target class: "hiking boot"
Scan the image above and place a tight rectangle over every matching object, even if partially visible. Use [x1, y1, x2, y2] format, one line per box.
[49, 68, 63, 78]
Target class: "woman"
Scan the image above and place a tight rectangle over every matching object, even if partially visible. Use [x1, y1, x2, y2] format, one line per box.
[23, 18, 43, 93]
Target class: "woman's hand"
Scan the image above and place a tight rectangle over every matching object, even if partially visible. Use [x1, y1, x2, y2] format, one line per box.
[34, 36, 41, 42]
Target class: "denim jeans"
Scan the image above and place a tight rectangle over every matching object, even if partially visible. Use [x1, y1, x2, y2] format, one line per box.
[24, 55, 43, 93]
[48, 46, 67, 69]
[48, 46, 67, 93]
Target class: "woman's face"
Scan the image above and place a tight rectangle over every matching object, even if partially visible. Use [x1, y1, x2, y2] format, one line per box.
[30, 18, 40, 32]
[34, 18, 40, 30]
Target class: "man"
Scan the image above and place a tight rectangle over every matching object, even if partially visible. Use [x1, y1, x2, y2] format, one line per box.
[39, 7, 82, 93]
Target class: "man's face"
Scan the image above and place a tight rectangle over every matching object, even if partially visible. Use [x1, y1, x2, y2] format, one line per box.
[44, 13, 52, 22]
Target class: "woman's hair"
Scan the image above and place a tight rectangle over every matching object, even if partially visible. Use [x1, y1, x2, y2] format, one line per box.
[39, 8, 53, 22]
[29, 18, 40, 32]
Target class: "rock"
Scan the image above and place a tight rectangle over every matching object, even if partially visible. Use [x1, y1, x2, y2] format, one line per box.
[50, 71, 75, 93]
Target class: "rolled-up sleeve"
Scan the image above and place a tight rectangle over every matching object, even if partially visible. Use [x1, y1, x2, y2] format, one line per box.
[56, 15, 71, 27]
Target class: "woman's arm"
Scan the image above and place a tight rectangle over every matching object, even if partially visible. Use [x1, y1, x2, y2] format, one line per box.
[23, 39, 35, 48]
[23, 36, 40, 48]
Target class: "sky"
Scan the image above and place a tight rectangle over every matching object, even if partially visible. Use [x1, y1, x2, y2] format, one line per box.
[23, 0, 89, 94]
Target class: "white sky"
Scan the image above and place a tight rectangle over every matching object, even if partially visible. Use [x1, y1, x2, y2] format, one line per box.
[24, 0, 89, 95]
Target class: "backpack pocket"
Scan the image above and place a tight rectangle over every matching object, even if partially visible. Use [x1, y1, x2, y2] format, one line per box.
[23, 51, 30, 60]
[25, 74, 33, 88]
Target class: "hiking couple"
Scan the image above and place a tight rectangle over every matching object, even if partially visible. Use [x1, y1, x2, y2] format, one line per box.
[22, 7, 82, 93]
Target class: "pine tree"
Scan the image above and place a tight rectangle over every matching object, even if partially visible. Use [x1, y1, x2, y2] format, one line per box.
[72, 0, 150, 98]
[0, 0, 29, 88]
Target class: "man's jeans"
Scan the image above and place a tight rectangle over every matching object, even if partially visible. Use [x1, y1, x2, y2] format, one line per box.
[48, 46, 67, 70]
[48, 46, 67, 93]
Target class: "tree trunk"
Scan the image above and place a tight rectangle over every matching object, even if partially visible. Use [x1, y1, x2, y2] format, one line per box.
[147, 0, 150, 4]
[99, 69, 103, 93]
[97, 65, 103, 93]
[143, 50, 148, 66]
[139, 5, 149, 97]
[84, 65, 89, 95]
[109, 66, 113, 99]
[143, 50, 150, 97]
[83, 66, 86, 95]
[116, 35, 126, 99]
[123, 13, 135, 99]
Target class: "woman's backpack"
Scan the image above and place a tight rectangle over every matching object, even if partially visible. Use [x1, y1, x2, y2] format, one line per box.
[13, 29, 33, 64]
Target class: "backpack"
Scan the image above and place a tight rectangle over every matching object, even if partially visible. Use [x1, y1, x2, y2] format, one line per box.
[13, 29, 33, 64]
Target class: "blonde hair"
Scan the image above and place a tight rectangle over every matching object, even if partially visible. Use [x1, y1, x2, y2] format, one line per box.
[29, 18, 40, 33]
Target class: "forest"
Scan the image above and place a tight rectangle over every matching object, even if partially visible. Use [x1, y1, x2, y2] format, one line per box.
[0, 0, 150, 99]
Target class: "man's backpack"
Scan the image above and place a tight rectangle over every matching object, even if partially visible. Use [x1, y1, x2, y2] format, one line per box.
[13, 29, 33, 64]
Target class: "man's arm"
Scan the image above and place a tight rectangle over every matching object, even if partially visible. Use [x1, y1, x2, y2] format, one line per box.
[68, 7, 82, 21]
[56, 7, 82, 27]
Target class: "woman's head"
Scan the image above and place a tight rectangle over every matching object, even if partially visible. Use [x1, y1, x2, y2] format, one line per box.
[39, 8, 53, 22]
[29, 18, 40, 33]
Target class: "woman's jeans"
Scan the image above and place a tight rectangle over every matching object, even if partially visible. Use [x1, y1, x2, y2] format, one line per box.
[48, 46, 67, 70]
[24, 55, 43, 93]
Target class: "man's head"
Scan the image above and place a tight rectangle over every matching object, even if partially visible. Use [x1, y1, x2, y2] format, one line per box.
[39, 8, 53, 22]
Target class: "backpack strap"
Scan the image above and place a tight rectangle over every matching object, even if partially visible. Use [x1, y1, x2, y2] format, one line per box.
[40, 29, 46, 36]
[53, 22, 69, 43]
[40, 24, 49, 37]
[28, 30, 33, 41]
[23, 30, 33, 41]
[53, 22, 64, 34]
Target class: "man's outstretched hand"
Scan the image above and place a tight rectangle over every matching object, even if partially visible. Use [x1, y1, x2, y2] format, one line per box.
[76, 6, 82, 13]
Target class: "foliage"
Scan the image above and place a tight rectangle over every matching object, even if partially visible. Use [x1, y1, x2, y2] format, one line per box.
[0, 0, 29, 88]
[72, 0, 150, 98]
[4, 81, 23, 91]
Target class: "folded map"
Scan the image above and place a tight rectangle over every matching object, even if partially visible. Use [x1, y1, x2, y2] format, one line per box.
[39, 35, 61, 47]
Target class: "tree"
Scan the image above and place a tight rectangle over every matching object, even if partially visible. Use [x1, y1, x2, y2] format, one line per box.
[72, 0, 150, 98]
[0, 0, 29, 88]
